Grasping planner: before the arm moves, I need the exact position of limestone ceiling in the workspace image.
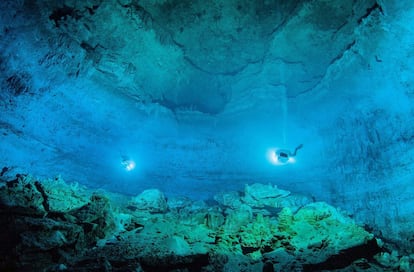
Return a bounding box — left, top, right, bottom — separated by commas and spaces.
5, 0, 380, 114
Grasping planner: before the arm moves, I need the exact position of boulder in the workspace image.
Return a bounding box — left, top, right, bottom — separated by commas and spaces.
214, 191, 243, 208
165, 236, 191, 256
243, 183, 290, 207
131, 189, 168, 213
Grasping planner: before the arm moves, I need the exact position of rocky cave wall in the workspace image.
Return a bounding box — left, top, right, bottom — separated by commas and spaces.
315, 2, 414, 250
1, 0, 414, 250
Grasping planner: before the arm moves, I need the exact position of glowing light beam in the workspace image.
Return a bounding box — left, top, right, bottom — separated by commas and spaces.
122, 159, 136, 171
267, 148, 296, 166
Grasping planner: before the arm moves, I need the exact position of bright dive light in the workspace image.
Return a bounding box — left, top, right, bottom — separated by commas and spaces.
267, 148, 296, 165
276, 149, 290, 164
267, 144, 302, 165
122, 158, 136, 171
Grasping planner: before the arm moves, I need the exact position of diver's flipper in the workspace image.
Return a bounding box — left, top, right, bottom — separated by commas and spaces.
292, 144, 303, 156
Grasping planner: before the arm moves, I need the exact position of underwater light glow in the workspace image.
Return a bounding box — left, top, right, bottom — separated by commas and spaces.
122, 159, 136, 171
267, 148, 296, 165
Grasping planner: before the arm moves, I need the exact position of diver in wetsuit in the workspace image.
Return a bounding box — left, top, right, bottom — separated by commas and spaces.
276, 144, 303, 163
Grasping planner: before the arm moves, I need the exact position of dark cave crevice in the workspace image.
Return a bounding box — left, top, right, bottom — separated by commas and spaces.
358, 2, 384, 24
302, 238, 383, 271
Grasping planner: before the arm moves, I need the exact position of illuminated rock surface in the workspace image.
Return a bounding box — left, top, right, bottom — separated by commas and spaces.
1, 176, 411, 271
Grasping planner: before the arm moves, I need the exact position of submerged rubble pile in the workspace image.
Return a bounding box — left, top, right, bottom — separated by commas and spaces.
0, 175, 412, 271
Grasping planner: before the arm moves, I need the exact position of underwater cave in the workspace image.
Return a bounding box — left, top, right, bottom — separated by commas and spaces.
1, 0, 414, 271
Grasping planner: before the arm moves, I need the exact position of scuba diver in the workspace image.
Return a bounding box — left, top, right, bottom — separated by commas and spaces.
121, 155, 136, 171
275, 144, 303, 164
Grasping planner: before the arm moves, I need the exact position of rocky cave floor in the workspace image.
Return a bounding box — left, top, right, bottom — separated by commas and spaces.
0, 174, 413, 272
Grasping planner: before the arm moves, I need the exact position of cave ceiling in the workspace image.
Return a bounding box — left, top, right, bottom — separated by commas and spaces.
15, 0, 379, 115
